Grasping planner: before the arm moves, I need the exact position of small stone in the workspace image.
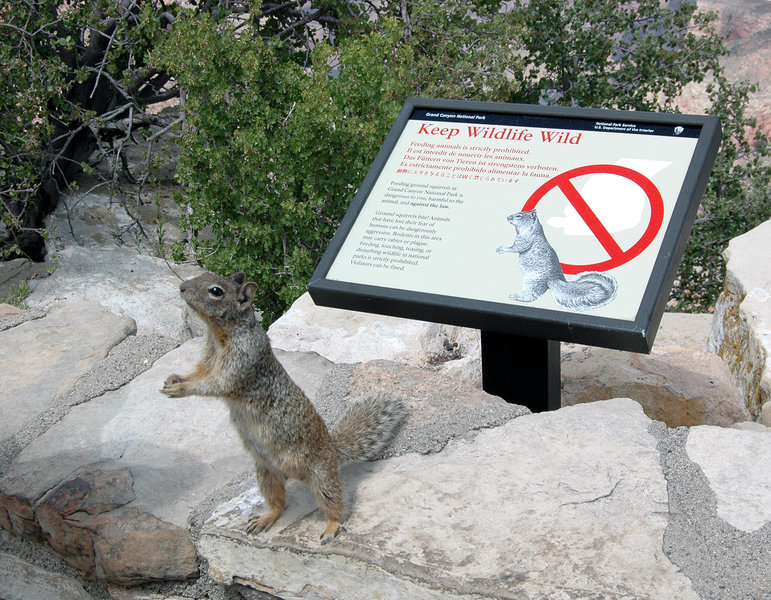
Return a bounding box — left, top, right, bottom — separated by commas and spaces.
87, 508, 198, 584
34, 464, 137, 574
0, 303, 23, 317
686, 425, 771, 532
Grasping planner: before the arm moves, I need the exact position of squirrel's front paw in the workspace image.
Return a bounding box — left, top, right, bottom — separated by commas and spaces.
496, 246, 508, 253
162, 374, 187, 397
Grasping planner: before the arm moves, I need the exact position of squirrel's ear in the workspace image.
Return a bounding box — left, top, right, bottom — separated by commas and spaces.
231, 272, 246, 286
237, 281, 259, 311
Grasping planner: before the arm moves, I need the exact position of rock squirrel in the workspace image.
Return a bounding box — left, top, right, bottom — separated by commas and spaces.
496, 210, 618, 311
162, 271, 405, 544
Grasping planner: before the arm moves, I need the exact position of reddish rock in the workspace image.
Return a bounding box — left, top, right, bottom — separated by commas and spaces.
562, 344, 751, 427
85, 509, 198, 584
34, 464, 136, 575
3, 463, 198, 585
0, 491, 42, 541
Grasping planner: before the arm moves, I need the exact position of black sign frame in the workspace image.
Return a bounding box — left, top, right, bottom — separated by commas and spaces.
308, 97, 721, 354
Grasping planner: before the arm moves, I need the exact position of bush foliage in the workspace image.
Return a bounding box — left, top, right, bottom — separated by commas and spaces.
1, 0, 181, 258
3, 0, 770, 322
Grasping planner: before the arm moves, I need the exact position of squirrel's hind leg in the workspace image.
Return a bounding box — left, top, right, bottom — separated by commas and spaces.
308, 461, 345, 545
246, 465, 287, 535
510, 277, 549, 302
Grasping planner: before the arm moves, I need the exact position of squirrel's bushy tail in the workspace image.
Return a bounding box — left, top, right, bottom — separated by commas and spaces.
550, 271, 618, 311
331, 394, 406, 464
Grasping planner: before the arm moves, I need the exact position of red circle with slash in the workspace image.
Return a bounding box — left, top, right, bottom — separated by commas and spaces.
522, 164, 664, 274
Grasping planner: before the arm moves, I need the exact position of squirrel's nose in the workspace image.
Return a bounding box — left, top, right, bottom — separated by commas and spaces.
180, 281, 188, 293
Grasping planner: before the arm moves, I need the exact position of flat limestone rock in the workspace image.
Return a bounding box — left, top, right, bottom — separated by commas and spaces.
268, 291, 433, 363
198, 399, 697, 600
0, 552, 92, 600
0, 338, 251, 584
27, 246, 205, 341
686, 425, 771, 533
268, 292, 478, 372
0, 301, 136, 442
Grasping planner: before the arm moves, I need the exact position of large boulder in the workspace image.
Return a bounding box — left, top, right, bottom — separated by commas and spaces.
709, 219, 771, 423
561, 343, 750, 427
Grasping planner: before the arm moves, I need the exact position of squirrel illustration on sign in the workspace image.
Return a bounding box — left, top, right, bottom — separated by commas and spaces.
496, 210, 618, 311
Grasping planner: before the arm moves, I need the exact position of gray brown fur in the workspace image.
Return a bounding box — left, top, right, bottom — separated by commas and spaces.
161, 272, 405, 544
496, 210, 618, 311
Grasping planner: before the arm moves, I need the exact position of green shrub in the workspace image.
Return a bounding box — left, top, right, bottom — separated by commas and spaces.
156, 18, 417, 323
672, 77, 771, 311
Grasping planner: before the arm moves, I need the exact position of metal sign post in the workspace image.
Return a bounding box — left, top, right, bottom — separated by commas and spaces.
481, 332, 561, 412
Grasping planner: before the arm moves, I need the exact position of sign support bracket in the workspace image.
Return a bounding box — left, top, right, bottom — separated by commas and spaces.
480, 331, 561, 412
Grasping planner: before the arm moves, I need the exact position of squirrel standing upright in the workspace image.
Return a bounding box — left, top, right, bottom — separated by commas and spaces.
162, 271, 405, 544
496, 210, 618, 311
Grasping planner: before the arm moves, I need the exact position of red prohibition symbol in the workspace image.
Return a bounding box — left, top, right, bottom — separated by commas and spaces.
522, 164, 664, 274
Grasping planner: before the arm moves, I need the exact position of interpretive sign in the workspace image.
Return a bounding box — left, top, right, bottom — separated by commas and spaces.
308, 98, 721, 409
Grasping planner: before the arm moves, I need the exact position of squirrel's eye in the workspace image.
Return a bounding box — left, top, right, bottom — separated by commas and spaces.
209, 286, 224, 297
